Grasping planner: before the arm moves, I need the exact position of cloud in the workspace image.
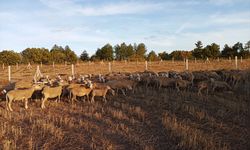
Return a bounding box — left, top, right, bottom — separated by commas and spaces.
210, 12, 250, 25
39, 0, 163, 16
208, 0, 233, 5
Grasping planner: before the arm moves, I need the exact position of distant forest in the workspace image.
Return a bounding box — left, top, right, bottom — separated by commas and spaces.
0, 40, 250, 65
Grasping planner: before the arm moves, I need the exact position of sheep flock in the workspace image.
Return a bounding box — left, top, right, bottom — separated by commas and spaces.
0, 69, 249, 111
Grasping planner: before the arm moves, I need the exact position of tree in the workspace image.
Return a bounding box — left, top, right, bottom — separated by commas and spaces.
147, 50, 159, 61
244, 40, 250, 51
136, 43, 147, 59
232, 42, 243, 56
95, 44, 113, 61
209, 43, 220, 58
22, 48, 50, 64
221, 44, 234, 58
64, 45, 77, 63
0, 50, 22, 65
50, 49, 66, 63
158, 51, 171, 60
126, 44, 134, 60
239, 40, 250, 58
192, 41, 204, 59
114, 44, 121, 60
80, 50, 89, 61
114, 43, 134, 60
203, 43, 220, 59
170, 50, 192, 60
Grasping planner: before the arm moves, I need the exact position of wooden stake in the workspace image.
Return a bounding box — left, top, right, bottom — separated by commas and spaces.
235, 56, 238, 69
108, 62, 111, 73
185, 59, 189, 70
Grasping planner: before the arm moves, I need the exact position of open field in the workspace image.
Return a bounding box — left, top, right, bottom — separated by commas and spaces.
0, 60, 250, 150
1, 59, 250, 82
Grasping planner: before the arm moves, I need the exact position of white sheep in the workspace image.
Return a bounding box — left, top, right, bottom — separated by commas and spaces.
41, 85, 63, 109
91, 86, 114, 103
70, 85, 92, 103
6, 84, 43, 111
210, 78, 232, 92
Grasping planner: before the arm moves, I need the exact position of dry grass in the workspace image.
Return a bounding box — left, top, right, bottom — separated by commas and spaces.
0, 60, 249, 149
0, 59, 250, 81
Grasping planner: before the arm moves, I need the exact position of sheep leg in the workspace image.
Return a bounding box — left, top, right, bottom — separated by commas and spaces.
176, 86, 180, 93
86, 94, 89, 101
24, 98, 28, 109
121, 89, 126, 96
72, 95, 76, 103
103, 95, 107, 103
41, 97, 47, 109
198, 89, 202, 96
8, 100, 13, 111
91, 95, 95, 103
6, 96, 9, 111
212, 86, 216, 92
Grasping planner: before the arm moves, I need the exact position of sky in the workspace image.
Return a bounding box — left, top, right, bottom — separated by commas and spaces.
0, 0, 250, 56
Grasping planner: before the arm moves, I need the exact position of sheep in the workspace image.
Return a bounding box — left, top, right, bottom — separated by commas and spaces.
156, 77, 176, 90
6, 84, 43, 111
210, 78, 232, 92
193, 71, 209, 83
69, 86, 93, 103
175, 79, 192, 92
91, 86, 114, 103
180, 71, 194, 86
169, 71, 182, 79
206, 71, 221, 81
0, 82, 15, 100
158, 71, 169, 77
41, 84, 63, 109
62, 81, 93, 99
106, 80, 133, 96
197, 81, 210, 96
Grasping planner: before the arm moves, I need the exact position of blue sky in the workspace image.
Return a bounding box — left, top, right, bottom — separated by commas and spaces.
0, 0, 250, 55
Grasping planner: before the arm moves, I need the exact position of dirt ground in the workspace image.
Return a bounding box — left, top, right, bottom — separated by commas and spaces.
0, 60, 249, 150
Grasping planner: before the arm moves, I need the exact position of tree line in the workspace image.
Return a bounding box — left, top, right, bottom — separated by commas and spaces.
0, 41, 250, 65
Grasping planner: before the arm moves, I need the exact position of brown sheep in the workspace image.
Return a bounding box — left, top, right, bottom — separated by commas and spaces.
6, 84, 43, 111
210, 78, 232, 92
175, 79, 192, 92
41, 85, 63, 109
70, 86, 93, 103
91, 86, 114, 103
197, 81, 210, 96
156, 77, 176, 90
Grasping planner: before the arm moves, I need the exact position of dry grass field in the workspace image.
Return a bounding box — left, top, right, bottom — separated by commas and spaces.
0, 59, 249, 150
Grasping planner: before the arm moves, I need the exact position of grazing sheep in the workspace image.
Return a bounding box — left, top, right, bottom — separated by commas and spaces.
210, 78, 232, 92
169, 71, 182, 80
0, 82, 15, 100
156, 77, 176, 90
6, 84, 43, 111
41, 85, 63, 109
106, 80, 133, 96
91, 86, 114, 103
175, 79, 192, 92
197, 81, 210, 96
70, 85, 93, 103
180, 71, 194, 85
158, 71, 169, 77
193, 71, 209, 83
